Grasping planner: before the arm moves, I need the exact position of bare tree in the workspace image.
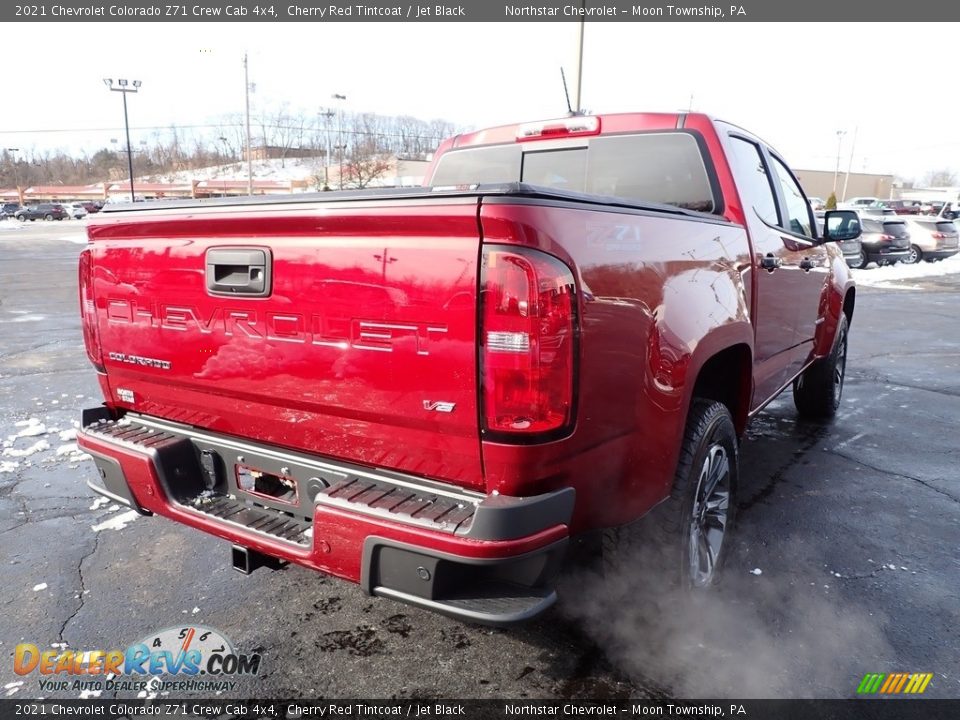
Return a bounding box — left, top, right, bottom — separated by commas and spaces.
340, 141, 393, 189
922, 169, 958, 187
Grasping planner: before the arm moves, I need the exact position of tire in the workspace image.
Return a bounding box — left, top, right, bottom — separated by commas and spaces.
17, 215, 26, 222
851, 250, 867, 269
793, 313, 849, 420
603, 400, 738, 593
44, 213, 53, 221
904, 246, 921, 264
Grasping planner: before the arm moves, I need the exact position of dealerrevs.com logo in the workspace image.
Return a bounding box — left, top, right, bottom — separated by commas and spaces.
14, 625, 261, 694
857, 672, 934, 695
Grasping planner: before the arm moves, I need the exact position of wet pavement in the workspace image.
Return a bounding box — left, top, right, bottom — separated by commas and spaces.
1, 219, 957, 700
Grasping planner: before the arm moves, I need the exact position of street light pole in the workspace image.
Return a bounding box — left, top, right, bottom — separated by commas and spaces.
103, 78, 141, 202
332, 93, 346, 189
832, 130, 846, 197
841, 125, 858, 203
6, 148, 21, 203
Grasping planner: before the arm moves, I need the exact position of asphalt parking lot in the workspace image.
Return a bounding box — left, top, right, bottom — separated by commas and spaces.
1, 219, 958, 700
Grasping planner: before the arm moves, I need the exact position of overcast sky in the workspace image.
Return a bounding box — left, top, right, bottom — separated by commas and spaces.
3, 22, 958, 181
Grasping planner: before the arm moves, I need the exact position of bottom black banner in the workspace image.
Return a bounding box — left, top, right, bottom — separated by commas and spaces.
1, 699, 958, 720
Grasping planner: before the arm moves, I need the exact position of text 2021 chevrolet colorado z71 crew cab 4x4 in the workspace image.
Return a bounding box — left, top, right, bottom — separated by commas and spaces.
76, 112, 861, 624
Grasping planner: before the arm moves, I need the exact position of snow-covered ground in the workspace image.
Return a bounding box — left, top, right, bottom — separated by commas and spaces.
851, 253, 960, 289
151, 157, 322, 184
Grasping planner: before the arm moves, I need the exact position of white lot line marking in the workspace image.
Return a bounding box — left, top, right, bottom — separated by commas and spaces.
833, 431, 868, 452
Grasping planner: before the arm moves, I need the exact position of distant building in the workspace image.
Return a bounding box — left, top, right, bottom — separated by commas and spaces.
794, 169, 894, 202
245, 145, 323, 161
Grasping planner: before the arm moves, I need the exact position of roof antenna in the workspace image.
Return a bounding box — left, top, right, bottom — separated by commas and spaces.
561, 67, 574, 116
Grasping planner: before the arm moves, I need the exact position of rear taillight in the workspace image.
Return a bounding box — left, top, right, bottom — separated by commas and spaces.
931, 232, 946, 240
480, 247, 577, 439
78, 247, 104, 372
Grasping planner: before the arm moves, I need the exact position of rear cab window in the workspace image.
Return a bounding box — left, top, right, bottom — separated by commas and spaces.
429, 132, 720, 214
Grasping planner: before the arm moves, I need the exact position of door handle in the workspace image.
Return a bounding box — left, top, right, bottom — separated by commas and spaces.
799, 257, 816, 271
205, 247, 272, 297
760, 254, 782, 271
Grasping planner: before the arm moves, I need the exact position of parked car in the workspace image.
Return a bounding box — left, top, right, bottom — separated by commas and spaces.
808, 196, 826, 211
902, 217, 960, 263
920, 200, 946, 216
856, 216, 911, 267
937, 202, 958, 220
880, 199, 921, 215
61, 202, 88, 220
80, 201, 100, 214
845, 196, 881, 208
1, 202, 20, 219
14, 203, 67, 221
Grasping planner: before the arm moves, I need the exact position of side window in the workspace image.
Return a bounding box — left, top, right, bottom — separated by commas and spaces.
770, 156, 814, 237
725, 137, 777, 226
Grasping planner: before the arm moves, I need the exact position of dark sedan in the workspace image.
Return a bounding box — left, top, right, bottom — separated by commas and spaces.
1, 202, 21, 219
856, 217, 911, 267
14, 203, 67, 221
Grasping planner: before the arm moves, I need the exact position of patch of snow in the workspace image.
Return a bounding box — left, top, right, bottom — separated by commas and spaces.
14, 419, 40, 427
3, 439, 51, 458
107, 504, 120, 512
0, 314, 48, 324
192, 607, 200, 614
32, 583, 48, 592
851, 253, 960, 288
15, 424, 47, 438
56, 443, 79, 456
0, 461, 19, 474
89, 497, 110, 511
91, 509, 139, 532
79, 688, 102, 699
59, 429, 78, 441
749, 568, 762, 576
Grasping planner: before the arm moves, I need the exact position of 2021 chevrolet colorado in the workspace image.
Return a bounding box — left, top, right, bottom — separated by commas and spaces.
76, 112, 861, 624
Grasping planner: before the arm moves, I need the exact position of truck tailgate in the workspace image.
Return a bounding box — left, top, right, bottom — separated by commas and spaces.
85, 198, 484, 489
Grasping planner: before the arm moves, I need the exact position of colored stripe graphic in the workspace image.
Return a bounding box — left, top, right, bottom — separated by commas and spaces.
858, 672, 932, 694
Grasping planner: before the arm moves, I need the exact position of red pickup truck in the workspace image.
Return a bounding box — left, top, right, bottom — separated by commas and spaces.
77, 112, 860, 624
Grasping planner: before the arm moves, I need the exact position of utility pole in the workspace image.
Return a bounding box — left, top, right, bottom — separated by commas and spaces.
332, 94, 346, 189
244, 53, 253, 196
832, 130, 846, 196
320, 109, 335, 190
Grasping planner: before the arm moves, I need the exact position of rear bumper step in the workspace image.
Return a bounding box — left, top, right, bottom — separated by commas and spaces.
77, 407, 574, 625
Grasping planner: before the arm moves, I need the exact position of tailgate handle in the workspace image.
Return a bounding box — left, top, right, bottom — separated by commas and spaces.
206, 247, 272, 297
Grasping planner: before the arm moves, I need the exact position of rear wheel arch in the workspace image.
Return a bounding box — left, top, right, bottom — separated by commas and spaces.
689, 343, 752, 437
842, 287, 855, 327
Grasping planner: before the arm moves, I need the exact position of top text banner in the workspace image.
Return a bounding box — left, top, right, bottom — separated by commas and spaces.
4, 0, 958, 22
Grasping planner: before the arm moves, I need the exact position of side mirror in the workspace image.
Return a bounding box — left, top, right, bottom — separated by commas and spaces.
822, 210, 861, 242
